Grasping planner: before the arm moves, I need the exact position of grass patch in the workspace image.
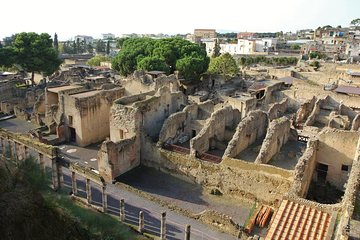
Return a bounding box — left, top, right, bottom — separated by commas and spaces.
354, 197, 360, 218
0, 157, 149, 240
243, 201, 257, 227
43, 192, 147, 240
307, 79, 319, 86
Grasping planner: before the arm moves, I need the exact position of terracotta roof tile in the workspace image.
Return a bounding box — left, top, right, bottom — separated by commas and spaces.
266, 200, 333, 240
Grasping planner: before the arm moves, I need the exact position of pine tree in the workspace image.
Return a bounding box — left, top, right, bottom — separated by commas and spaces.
76, 38, 81, 54
106, 41, 110, 55
53, 33, 59, 52
212, 39, 221, 58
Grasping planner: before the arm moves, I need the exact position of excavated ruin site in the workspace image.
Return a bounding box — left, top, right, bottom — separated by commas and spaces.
1, 61, 360, 239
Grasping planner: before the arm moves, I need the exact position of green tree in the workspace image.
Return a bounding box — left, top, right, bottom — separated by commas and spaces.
96, 40, 106, 53
212, 39, 221, 58
53, 33, 59, 52
0, 47, 15, 67
310, 60, 320, 70
87, 55, 111, 66
116, 37, 129, 49
112, 37, 209, 81
176, 56, 208, 81
62, 41, 75, 54
106, 40, 110, 55
86, 43, 93, 54
351, 18, 360, 26
3, 35, 15, 47
137, 56, 170, 73
11, 32, 62, 86
290, 44, 301, 50
208, 53, 238, 79
75, 38, 86, 54
0, 41, 3, 49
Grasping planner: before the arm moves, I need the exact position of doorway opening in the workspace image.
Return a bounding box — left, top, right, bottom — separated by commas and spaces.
316, 163, 328, 184
69, 127, 76, 143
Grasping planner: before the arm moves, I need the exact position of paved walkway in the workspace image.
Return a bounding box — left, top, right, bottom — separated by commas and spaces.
58, 143, 99, 170
62, 168, 238, 240
0, 117, 38, 133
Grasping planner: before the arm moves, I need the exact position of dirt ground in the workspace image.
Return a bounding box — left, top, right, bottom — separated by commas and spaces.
117, 165, 252, 225
268, 140, 306, 170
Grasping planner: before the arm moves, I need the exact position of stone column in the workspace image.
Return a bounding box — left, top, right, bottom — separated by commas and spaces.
138, 211, 144, 233
13, 142, 18, 161
39, 153, 45, 171
0, 138, 4, 157
160, 212, 166, 240
51, 157, 59, 190
23, 145, 28, 160
71, 171, 77, 195
57, 163, 64, 189
184, 225, 191, 240
102, 185, 107, 213
120, 199, 125, 222
86, 178, 91, 204
7, 140, 12, 159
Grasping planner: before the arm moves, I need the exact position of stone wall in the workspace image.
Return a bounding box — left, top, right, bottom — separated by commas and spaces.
304, 98, 322, 126
302, 96, 358, 130
157, 101, 217, 146
56, 88, 125, 147
158, 111, 187, 145
223, 95, 257, 120
122, 71, 179, 96
98, 137, 138, 182
75, 88, 125, 146
154, 74, 179, 92
224, 110, 268, 158
190, 106, 240, 156
14, 106, 30, 121
296, 96, 316, 124
113, 91, 155, 106
268, 98, 288, 121
351, 114, 360, 131
0, 82, 14, 102
268, 68, 294, 79
255, 117, 291, 164
134, 87, 187, 140
0, 101, 15, 114
289, 139, 318, 197
334, 135, 360, 239
316, 129, 360, 190
263, 82, 284, 105
99, 86, 187, 181
281, 84, 360, 109
152, 148, 293, 205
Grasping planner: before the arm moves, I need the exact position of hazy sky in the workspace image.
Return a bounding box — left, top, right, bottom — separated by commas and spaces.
1, 0, 359, 40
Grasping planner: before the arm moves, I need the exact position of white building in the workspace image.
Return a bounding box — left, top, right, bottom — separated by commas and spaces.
74, 35, 93, 44
220, 43, 238, 55
201, 38, 278, 56
102, 33, 115, 40
255, 38, 277, 52
237, 39, 256, 54
203, 39, 216, 55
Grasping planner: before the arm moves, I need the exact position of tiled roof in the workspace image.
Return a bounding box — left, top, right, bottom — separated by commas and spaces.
266, 200, 333, 240
279, 76, 296, 84
349, 72, 360, 77
248, 83, 267, 91
335, 85, 360, 95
